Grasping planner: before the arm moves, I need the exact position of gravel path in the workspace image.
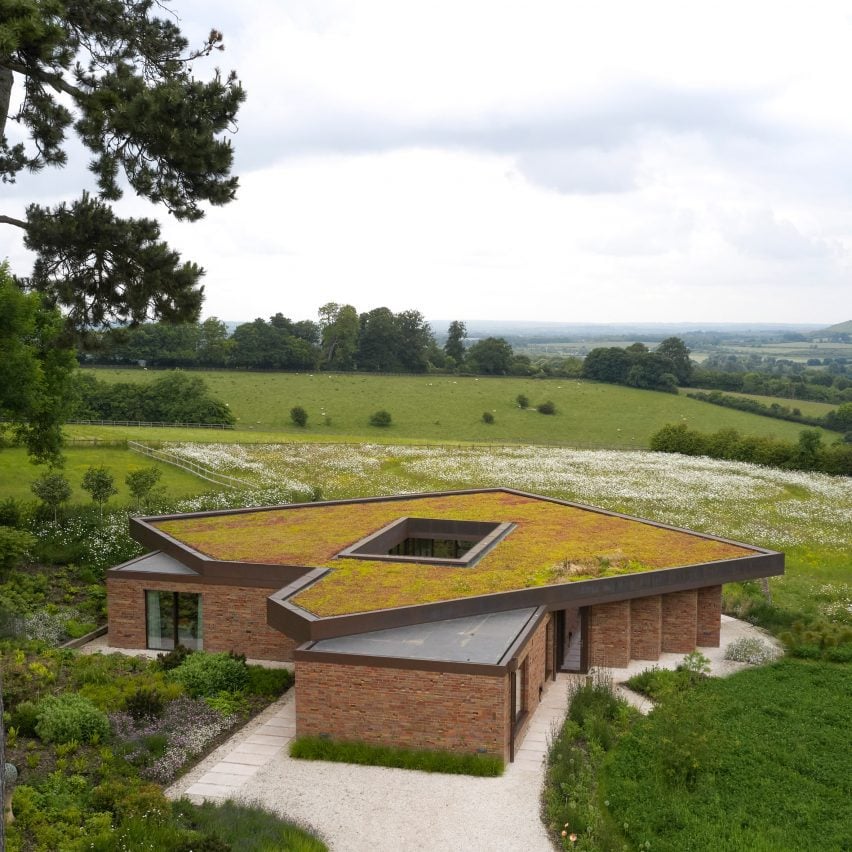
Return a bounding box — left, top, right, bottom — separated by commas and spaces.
164, 616, 780, 851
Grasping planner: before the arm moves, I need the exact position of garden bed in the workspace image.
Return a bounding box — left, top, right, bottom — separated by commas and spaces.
2, 643, 297, 850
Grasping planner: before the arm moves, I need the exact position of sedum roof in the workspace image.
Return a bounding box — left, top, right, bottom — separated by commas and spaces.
153, 491, 754, 617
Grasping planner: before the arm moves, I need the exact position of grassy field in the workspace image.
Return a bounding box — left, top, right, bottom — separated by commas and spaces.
0, 446, 208, 503
77, 368, 834, 446
601, 659, 851, 851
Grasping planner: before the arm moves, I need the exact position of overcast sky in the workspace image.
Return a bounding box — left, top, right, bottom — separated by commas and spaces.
4, 0, 852, 325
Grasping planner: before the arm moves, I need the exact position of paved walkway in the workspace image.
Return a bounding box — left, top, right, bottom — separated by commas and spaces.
167, 678, 566, 852
156, 615, 780, 851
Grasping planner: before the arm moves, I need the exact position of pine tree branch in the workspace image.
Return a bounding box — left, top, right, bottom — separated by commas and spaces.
2, 61, 82, 100
0, 214, 27, 228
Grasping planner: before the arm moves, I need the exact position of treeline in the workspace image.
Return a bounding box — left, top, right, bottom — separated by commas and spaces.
687, 391, 852, 435
73, 372, 235, 425
81, 307, 575, 377
694, 353, 851, 404
650, 423, 852, 476
580, 338, 693, 392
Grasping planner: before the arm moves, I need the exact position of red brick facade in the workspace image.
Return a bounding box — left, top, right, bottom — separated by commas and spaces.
661, 589, 699, 653
296, 661, 511, 760
630, 595, 662, 660
295, 614, 551, 762
696, 585, 722, 647
589, 600, 631, 667
586, 587, 721, 667
106, 578, 297, 661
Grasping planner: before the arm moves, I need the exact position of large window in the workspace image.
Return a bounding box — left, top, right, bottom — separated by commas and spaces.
145, 591, 203, 650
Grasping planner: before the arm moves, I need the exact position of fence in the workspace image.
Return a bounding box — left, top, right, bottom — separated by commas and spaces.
67, 419, 234, 429
127, 441, 253, 490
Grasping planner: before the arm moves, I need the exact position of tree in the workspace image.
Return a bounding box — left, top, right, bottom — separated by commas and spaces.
31, 471, 72, 523
196, 317, 232, 367
824, 402, 852, 433
357, 307, 401, 372
464, 337, 514, 375
81, 465, 117, 520
395, 309, 434, 373
444, 320, 467, 364
125, 466, 162, 510
318, 303, 359, 370
656, 337, 693, 385
582, 347, 634, 383
0, 262, 76, 464
290, 406, 308, 428
1, 2, 245, 334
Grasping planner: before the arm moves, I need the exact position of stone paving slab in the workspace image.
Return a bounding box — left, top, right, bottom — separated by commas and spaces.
212, 761, 260, 776
195, 771, 251, 787
245, 734, 291, 746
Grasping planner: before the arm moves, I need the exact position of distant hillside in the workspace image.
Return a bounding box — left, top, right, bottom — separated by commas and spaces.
811, 320, 852, 338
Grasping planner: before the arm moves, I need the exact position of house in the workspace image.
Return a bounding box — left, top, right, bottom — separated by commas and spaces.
106, 488, 783, 763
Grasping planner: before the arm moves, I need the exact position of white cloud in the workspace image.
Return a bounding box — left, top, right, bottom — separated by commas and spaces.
3, 0, 852, 323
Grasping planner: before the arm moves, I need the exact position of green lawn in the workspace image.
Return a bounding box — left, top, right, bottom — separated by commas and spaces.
77, 369, 833, 447
0, 446, 209, 504
601, 660, 851, 852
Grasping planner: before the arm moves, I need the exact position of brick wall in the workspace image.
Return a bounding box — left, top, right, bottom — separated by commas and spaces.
106, 577, 297, 661
296, 661, 510, 761
588, 600, 631, 667
661, 589, 698, 653
630, 595, 662, 660
514, 615, 549, 747
696, 585, 722, 647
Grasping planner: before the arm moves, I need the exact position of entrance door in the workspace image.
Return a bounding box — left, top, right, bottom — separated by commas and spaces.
559, 607, 584, 672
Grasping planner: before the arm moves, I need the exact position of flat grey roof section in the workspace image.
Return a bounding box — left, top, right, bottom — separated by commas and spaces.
114, 551, 200, 576
310, 607, 537, 664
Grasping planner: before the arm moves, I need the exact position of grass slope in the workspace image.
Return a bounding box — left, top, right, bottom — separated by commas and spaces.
0, 447, 208, 503
78, 369, 832, 447
601, 660, 852, 852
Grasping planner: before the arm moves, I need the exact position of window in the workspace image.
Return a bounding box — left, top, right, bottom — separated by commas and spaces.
514, 659, 527, 724
146, 591, 203, 650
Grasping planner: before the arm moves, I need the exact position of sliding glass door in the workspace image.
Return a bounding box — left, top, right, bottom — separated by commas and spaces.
146, 591, 203, 650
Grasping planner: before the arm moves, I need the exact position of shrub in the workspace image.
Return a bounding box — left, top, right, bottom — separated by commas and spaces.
174, 799, 328, 852
290, 405, 308, 427
35, 693, 110, 744
0, 526, 36, 575
516, 393, 529, 409
537, 400, 556, 415
369, 409, 392, 427
170, 652, 249, 697
204, 690, 249, 717
0, 497, 26, 527
625, 666, 688, 700
482, 411, 495, 424
11, 699, 40, 736
125, 687, 165, 721
245, 665, 293, 697
724, 636, 781, 665
156, 644, 193, 671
